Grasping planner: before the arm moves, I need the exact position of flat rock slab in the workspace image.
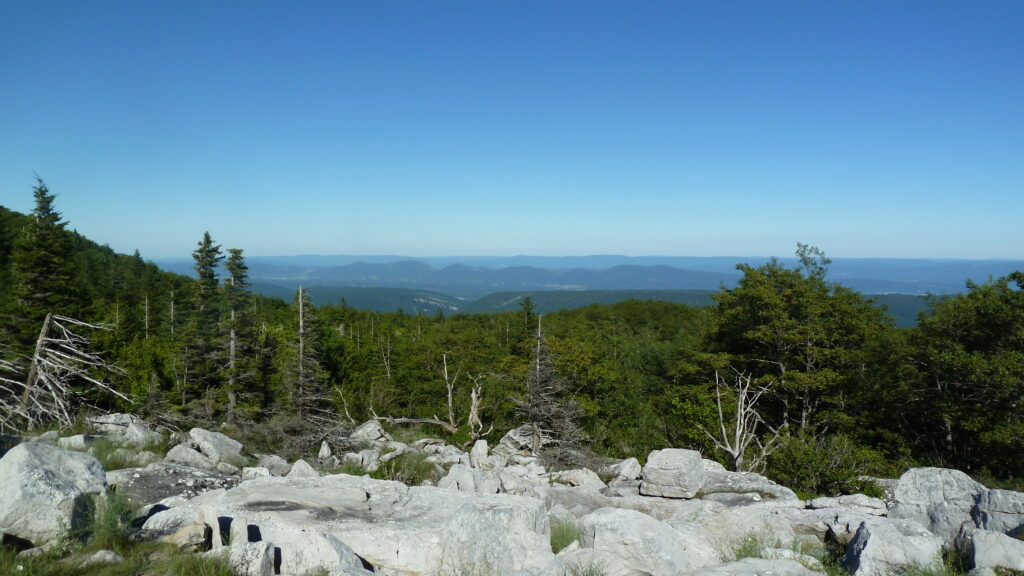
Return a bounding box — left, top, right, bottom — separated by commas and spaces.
106, 462, 238, 509
145, 473, 554, 576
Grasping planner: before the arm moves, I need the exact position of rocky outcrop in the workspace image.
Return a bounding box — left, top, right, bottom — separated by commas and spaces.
144, 473, 554, 576
0, 442, 107, 546
842, 518, 944, 576
577, 507, 719, 576
106, 461, 237, 508
973, 489, 1024, 536
889, 467, 986, 545
640, 448, 705, 498
698, 469, 801, 508
969, 528, 1024, 572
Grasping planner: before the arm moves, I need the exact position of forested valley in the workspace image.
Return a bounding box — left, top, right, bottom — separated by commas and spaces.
2, 180, 1022, 497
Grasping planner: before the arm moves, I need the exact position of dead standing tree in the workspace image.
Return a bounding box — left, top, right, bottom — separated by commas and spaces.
1, 314, 128, 431
372, 353, 494, 441
516, 316, 583, 464
698, 369, 786, 472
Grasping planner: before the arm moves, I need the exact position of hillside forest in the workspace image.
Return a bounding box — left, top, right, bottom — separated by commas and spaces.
1, 180, 1022, 497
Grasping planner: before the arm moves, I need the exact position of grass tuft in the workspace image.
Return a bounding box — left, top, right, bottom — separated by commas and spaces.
550, 517, 582, 554
370, 452, 442, 486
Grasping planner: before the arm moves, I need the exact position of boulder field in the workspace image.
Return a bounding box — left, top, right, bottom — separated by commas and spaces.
0, 416, 1022, 576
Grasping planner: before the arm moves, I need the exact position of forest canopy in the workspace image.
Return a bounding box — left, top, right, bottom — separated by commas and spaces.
1, 181, 1022, 495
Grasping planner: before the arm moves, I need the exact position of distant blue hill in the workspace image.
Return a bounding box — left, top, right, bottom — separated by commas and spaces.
158, 254, 1023, 298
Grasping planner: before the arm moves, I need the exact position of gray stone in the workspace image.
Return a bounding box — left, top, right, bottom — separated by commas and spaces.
889, 467, 986, 546
973, 489, 1024, 535
579, 507, 719, 576
148, 473, 555, 576
808, 494, 887, 516
611, 457, 642, 480
349, 420, 391, 443
90, 413, 141, 434
0, 443, 107, 546
318, 440, 332, 461
121, 422, 163, 447
166, 444, 219, 471
286, 458, 319, 478
970, 529, 1024, 571
551, 468, 607, 492
79, 549, 124, 567
640, 448, 705, 498
230, 541, 276, 576
698, 470, 801, 507
106, 462, 237, 509
843, 518, 943, 576
256, 453, 291, 476
469, 439, 489, 468
241, 466, 272, 481
607, 477, 641, 497
493, 424, 550, 456
188, 428, 243, 463
58, 434, 100, 451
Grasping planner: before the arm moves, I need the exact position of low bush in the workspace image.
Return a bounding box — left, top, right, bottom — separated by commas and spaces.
767, 433, 895, 498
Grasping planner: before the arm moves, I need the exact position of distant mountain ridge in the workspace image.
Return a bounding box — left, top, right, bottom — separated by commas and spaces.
156, 254, 1024, 297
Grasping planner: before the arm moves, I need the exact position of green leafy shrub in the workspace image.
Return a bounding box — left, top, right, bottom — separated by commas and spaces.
767, 433, 893, 498
550, 517, 581, 553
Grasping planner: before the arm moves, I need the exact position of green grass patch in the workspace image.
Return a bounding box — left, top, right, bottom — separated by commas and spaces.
88, 438, 134, 471
330, 461, 366, 476
550, 517, 581, 553
370, 452, 442, 486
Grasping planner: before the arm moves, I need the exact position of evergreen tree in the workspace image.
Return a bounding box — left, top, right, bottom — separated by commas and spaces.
5, 178, 77, 351
184, 231, 223, 407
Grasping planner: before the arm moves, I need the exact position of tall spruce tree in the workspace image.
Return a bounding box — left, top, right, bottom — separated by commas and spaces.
185, 231, 223, 407
6, 178, 77, 352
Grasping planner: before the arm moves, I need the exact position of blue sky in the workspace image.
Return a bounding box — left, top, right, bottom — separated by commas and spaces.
1, 1, 1021, 259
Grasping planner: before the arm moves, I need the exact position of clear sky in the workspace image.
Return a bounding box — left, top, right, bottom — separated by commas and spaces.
1, 1, 1021, 259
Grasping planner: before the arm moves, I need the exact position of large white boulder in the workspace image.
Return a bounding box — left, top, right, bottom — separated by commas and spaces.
188, 428, 243, 463
970, 528, 1024, 572
842, 518, 943, 576
579, 507, 719, 576
551, 468, 607, 493
611, 458, 642, 480
973, 489, 1024, 536
640, 449, 705, 498
889, 467, 986, 545
286, 458, 318, 478
229, 541, 275, 576
0, 443, 107, 546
